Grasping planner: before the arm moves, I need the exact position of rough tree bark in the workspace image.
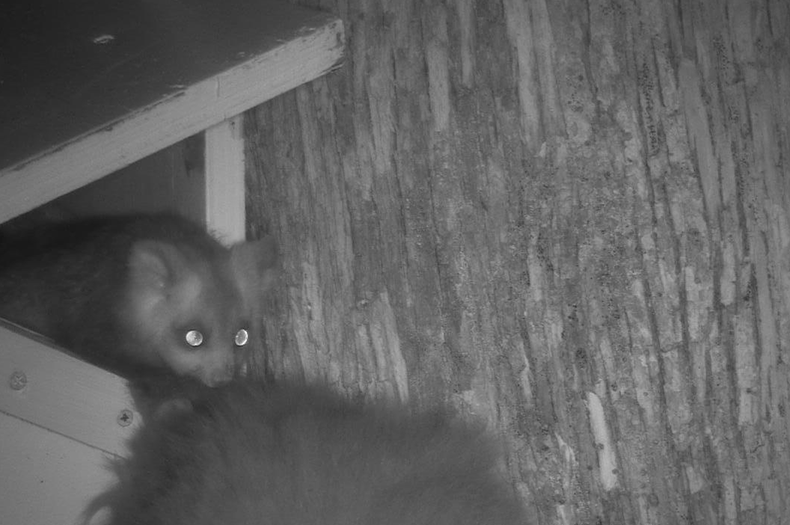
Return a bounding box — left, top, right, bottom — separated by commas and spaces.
244, 0, 790, 523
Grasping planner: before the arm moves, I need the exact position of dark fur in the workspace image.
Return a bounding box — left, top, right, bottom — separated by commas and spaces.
88, 379, 526, 525
0, 214, 276, 395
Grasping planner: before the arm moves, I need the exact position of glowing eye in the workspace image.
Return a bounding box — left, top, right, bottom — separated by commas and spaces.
185, 330, 204, 347
234, 329, 249, 347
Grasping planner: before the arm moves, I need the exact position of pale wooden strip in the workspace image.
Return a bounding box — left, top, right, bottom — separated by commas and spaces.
205, 115, 247, 244
0, 322, 140, 457
0, 411, 116, 525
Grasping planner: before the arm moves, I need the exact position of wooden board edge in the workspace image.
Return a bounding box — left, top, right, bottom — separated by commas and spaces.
0, 17, 344, 224
0, 321, 140, 457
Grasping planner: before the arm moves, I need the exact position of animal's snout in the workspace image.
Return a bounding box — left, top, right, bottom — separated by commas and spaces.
203, 366, 234, 387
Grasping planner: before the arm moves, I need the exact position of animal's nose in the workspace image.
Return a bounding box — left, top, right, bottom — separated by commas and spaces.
205, 368, 234, 387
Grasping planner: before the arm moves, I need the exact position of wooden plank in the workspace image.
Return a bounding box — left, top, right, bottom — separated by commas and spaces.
0, 0, 344, 224
205, 116, 247, 243
0, 411, 116, 525
0, 321, 140, 457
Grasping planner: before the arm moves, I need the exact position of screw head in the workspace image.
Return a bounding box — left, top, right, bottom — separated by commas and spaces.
9, 370, 27, 391
117, 409, 134, 427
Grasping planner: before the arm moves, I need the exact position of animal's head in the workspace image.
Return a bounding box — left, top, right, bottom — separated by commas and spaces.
123, 240, 255, 385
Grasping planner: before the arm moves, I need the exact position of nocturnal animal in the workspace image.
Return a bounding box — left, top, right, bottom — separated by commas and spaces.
0, 213, 276, 394
85, 378, 526, 525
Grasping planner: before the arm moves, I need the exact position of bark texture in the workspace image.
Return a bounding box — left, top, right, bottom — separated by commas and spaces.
244, 1, 790, 523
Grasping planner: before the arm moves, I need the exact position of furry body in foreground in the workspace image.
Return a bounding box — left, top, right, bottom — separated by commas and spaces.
90, 379, 525, 525
0, 214, 275, 389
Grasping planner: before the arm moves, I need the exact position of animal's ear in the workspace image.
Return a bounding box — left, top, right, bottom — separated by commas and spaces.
230, 235, 279, 292
128, 240, 187, 290
126, 241, 191, 333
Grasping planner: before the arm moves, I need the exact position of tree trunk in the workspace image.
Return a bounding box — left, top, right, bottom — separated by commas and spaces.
244, 0, 790, 523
